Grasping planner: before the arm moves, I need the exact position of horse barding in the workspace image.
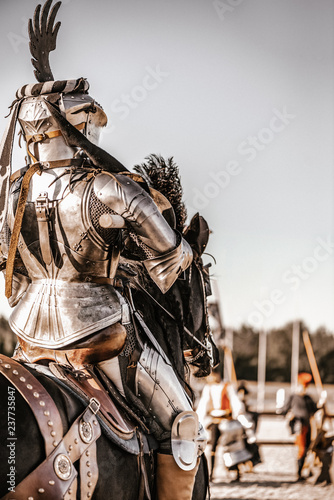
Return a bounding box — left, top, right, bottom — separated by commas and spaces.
0, 156, 219, 500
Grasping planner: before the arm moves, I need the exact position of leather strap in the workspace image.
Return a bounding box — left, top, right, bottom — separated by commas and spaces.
80, 441, 99, 499
5, 163, 42, 298
9, 158, 91, 183
25, 122, 86, 164
0, 355, 63, 456
1, 440, 78, 500
65, 368, 134, 438
1, 400, 101, 500
25, 123, 85, 144
35, 192, 52, 266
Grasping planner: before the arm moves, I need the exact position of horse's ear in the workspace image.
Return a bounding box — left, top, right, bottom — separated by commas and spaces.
183, 213, 210, 256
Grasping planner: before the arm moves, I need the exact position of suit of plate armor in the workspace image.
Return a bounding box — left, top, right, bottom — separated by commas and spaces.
0, 87, 206, 472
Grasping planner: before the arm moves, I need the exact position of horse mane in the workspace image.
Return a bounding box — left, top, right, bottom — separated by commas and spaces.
133, 154, 187, 233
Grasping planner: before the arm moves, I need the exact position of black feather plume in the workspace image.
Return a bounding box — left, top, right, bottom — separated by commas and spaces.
133, 154, 187, 232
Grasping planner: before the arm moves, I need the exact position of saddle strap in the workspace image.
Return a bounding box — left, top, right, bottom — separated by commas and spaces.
0, 354, 63, 456
1, 400, 101, 500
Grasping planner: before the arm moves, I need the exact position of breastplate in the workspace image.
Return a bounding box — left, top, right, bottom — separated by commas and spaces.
6, 165, 123, 348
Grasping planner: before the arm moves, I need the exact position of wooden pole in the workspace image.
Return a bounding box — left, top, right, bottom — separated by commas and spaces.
224, 328, 234, 381
302, 329, 323, 396
257, 329, 267, 413
211, 279, 224, 339
291, 321, 300, 392
224, 345, 237, 385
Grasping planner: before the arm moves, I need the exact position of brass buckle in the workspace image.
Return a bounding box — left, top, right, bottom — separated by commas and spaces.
32, 133, 47, 143
88, 397, 100, 415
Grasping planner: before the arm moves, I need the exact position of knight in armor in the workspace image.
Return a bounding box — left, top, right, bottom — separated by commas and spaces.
0, 1, 208, 498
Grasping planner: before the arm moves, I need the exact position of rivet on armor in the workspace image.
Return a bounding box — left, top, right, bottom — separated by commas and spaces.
87, 471, 92, 477
38, 488, 45, 493
51, 431, 56, 437
27, 384, 33, 389
53, 441, 58, 447
47, 420, 53, 426
88, 481, 92, 487
74, 438, 78, 444
4, 364, 11, 369
20, 376, 26, 382
49, 480, 55, 485
39, 401, 45, 406
86, 450, 90, 456
33, 392, 39, 398
12, 369, 19, 375
44, 410, 50, 416
28, 497, 34, 500
86, 461, 90, 467
93, 420, 97, 426
68, 444, 73, 450
87, 493, 91, 498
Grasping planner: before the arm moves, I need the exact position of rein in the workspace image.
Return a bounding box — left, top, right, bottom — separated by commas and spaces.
131, 278, 211, 352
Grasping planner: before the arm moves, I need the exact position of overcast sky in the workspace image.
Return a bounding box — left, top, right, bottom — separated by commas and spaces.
0, 0, 333, 333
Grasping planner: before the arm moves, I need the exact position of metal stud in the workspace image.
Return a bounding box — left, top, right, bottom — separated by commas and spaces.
51, 431, 56, 437
39, 401, 45, 407
47, 420, 53, 427
4, 364, 11, 369
74, 438, 78, 444
87, 493, 91, 498
38, 488, 45, 493
28, 497, 34, 500
12, 370, 19, 375
49, 480, 55, 485
87, 471, 92, 477
68, 444, 73, 450
53, 441, 58, 447
86, 450, 90, 456
88, 481, 92, 487
20, 376, 26, 382
27, 384, 33, 390
33, 392, 39, 398
44, 410, 50, 416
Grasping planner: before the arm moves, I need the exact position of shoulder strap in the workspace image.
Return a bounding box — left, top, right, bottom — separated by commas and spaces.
0, 354, 63, 456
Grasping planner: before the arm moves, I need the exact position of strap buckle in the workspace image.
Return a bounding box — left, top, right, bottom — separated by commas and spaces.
35, 192, 49, 220
88, 397, 100, 415
32, 132, 47, 143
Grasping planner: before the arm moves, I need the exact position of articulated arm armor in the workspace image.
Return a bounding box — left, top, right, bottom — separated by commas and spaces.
94, 173, 192, 293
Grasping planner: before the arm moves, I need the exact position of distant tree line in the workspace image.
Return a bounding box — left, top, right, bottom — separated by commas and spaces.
1, 315, 333, 384
229, 322, 334, 384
